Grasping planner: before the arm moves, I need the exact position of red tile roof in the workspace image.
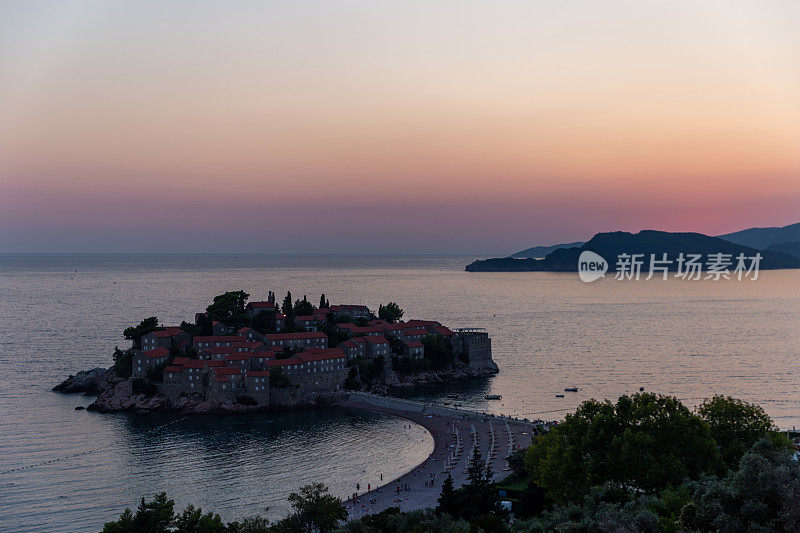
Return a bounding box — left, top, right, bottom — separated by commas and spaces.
357, 326, 384, 333
433, 325, 455, 336
230, 341, 264, 349
403, 341, 424, 348
247, 370, 270, 377
330, 304, 370, 312
267, 357, 303, 367
213, 367, 241, 376
402, 328, 428, 336
266, 332, 327, 340
225, 354, 251, 361
405, 319, 441, 327
247, 301, 276, 309
184, 360, 208, 369
383, 323, 414, 332
208, 346, 237, 355
193, 336, 242, 343
164, 365, 183, 372
171, 357, 190, 366
364, 336, 389, 344
146, 347, 170, 359
297, 350, 346, 363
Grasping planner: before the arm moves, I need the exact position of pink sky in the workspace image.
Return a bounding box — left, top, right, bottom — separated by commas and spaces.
1, 1, 799, 254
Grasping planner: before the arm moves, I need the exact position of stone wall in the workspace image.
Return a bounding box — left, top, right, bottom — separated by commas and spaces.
344, 391, 538, 427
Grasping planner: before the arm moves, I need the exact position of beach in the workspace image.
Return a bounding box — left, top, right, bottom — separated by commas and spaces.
340, 400, 538, 518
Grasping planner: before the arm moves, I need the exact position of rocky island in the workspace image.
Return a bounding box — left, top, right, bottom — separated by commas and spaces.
466, 230, 800, 272
55, 290, 498, 414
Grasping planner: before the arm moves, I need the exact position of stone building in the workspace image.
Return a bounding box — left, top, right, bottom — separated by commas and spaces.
265, 332, 328, 350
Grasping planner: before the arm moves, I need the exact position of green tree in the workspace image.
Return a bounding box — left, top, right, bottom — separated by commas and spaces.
103, 492, 175, 533
123, 317, 160, 349
173, 504, 225, 533
112, 346, 133, 378
338, 508, 472, 533
282, 291, 293, 316
421, 334, 455, 370
206, 291, 250, 328
225, 515, 271, 533
293, 295, 314, 317
679, 438, 800, 532
252, 310, 277, 334
377, 302, 403, 323
319, 294, 329, 309
102, 508, 135, 533
698, 395, 789, 470
525, 393, 722, 504
270, 368, 294, 388
437, 475, 457, 516
461, 446, 504, 522
285, 482, 347, 532
436, 448, 506, 524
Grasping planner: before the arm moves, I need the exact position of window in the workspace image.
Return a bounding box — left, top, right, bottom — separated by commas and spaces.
137, 367, 141, 372
255, 386, 259, 391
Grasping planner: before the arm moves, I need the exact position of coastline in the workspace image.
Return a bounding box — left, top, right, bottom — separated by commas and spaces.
337, 399, 540, 518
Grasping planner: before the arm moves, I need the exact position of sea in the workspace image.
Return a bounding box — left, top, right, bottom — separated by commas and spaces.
1, 254, 798, 532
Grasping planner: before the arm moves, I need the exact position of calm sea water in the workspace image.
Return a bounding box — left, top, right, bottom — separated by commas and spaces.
1, 254, 799, 532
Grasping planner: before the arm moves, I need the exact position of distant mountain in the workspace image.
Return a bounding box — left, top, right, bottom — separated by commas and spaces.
510, 241, 585, 258
766, 241, 800, 260
465, 230, 800, 272
716, 222, 800, 249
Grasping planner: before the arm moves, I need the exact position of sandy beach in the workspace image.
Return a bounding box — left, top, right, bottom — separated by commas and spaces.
339, 400, 539, 518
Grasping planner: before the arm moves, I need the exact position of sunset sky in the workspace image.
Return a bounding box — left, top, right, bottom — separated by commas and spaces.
1, 1, 799, 254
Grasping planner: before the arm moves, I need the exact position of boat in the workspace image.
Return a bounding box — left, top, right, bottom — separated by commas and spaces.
564, 387, 579, 392
485, 394, 502, 400
555, 394, 564, 398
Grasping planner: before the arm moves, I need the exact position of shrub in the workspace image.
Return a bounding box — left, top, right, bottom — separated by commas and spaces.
112, 347, 132, 378
131, 378, 158, 397
236, 395, 257, 406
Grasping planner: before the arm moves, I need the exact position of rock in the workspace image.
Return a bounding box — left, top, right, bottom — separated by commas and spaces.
87, 379, 168, 413
74, 406, 85, 410
53, 367, 116, 394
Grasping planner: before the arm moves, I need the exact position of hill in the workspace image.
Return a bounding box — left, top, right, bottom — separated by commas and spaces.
766, 241, 800, 259
466, 230, 800, 272
510, 241, 585, 258
716, 222, 800, 249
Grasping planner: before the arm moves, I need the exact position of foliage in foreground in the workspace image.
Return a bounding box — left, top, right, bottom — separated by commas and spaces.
103, 395, 799, 533
524, 393, 790, 505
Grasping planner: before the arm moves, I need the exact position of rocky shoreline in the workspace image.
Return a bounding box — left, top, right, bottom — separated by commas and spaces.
54, 362, 498, 415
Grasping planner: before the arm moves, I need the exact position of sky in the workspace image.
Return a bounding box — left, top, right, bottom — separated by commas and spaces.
1, 1, 799, 254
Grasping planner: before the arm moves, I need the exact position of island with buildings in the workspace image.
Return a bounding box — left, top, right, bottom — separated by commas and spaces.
55, 290, 498, 413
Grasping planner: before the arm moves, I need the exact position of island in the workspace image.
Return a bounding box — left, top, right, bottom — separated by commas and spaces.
54, 290, 499, 413
466, 230, 800, 272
